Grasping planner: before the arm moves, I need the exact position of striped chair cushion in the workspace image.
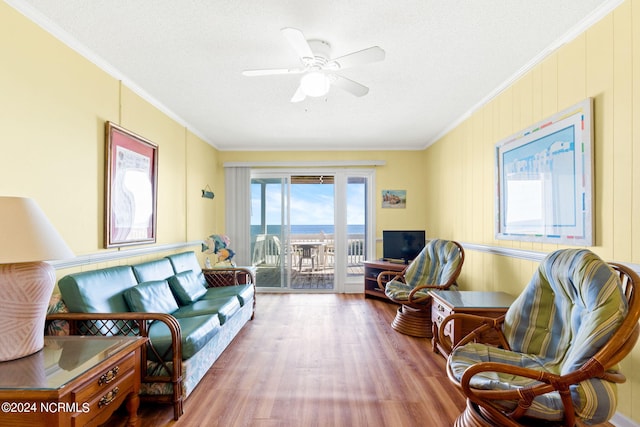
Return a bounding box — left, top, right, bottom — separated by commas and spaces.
385, 239, 462, 301
449, 249, 628, 423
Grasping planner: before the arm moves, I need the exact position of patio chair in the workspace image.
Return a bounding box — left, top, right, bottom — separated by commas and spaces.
296, 244, 318, 272
443, 249, 640, 427
378, 239, 465, 337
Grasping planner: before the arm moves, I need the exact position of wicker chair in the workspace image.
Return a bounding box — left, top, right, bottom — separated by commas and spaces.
441, 249, 640, 427
378, 239, 464, 337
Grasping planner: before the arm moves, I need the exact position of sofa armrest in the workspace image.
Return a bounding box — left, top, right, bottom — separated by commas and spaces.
45, 311, 184, 420
202, 267, 255, 287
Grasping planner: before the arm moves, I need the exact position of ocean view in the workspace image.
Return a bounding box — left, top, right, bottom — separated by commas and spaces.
251, 224, 365, 235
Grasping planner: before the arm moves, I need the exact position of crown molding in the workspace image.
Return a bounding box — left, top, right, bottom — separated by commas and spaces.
5, 0, 215, 148
424, 0, 625, 149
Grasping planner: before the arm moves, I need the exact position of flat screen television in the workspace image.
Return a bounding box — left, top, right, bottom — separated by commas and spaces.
382, 230, 426, 264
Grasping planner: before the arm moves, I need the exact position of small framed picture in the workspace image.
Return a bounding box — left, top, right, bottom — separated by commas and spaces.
382, 190, 406, 209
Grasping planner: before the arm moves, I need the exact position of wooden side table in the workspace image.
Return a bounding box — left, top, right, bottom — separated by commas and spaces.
429, 290, 515, 357
0, 335, 147, 427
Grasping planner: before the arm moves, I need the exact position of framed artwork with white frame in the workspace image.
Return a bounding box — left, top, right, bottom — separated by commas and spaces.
495, 98, 593, 246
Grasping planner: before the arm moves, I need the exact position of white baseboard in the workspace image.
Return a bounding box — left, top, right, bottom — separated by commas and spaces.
343, 282, 363, 294
611, 412, 640, 427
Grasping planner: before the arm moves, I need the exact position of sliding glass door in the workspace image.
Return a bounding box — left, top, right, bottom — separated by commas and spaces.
250, 169, 374, 292
344, 175, 369, 286
250, 176, 291, 288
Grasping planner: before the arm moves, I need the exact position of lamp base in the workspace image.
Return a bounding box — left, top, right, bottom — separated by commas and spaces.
0, 262, 55, 362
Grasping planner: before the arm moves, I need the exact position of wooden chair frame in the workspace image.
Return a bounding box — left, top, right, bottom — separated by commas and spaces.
440, 262, 640, 427
377, 240, 465, 337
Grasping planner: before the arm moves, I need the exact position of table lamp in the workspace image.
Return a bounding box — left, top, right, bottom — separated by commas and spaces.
0, 197, 74, 362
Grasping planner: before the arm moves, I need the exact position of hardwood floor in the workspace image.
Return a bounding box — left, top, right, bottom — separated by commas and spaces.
104, 293, 616, 427
105, 293, 465, 426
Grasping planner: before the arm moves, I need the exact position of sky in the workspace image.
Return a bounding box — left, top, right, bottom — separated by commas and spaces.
251, 182, 365, 225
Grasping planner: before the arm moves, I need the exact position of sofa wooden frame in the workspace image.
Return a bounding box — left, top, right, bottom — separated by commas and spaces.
45, 266, 255, 421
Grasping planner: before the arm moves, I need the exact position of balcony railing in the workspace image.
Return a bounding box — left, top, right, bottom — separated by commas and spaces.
252, 233, 365, 268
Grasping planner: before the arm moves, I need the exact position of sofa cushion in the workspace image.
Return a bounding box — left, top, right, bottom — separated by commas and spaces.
166, 251, 207, 287
167, 270, 207, 305
201, 284, 254, 307
123, 280, 179, 314
148, 314, 221, 360
59, 266, 138, 313
132, 258, 175, 283
172, 296, 241, 325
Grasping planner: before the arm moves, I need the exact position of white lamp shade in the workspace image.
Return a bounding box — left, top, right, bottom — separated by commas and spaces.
0, 197, 74, 263
0, 197, 73, 361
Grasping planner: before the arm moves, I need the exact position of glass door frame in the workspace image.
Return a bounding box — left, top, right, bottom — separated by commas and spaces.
333, 169, 376, 292
251, 168, 375, 293
250, 173, 291, 290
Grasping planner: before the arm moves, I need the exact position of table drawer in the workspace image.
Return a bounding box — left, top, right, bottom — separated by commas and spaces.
433, 313, 452, 335
71, 351, 137, 426
432, 300, 451, 324
73, 351, 135, 403
72, 368, 135, 427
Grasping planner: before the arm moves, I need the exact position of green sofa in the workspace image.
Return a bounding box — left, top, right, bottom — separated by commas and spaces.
46, 251, 255, 420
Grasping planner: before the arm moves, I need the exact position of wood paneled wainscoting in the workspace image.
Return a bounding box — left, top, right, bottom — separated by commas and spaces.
104, 294, 617, 427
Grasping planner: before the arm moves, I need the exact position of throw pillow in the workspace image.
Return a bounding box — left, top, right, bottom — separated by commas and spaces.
123, 280, 179, 314
168, 270, 207, 305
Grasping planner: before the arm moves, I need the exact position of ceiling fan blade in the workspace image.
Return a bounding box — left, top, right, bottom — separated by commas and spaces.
290, 85, 306, 103
281, 27, 314, 62
331, 75, 369, 97
242, 67, 305, 76
328, 46, 385, 70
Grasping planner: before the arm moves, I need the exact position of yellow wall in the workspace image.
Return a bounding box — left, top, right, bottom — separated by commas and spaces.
0, 2, 428, 270
0, 3, 428, 270
0, 3, 220, 275
3, 0, 639, 422
423, 1, 640, 421
217, 150, 427, 257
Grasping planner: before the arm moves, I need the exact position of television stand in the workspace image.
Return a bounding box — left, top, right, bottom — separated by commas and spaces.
382, 258, 409, 265
363, 259, 407, 301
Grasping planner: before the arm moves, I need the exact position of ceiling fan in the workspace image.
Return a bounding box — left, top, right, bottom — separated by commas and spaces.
242, 27, 385, 102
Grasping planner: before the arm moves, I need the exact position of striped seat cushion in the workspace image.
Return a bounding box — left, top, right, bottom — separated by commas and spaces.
449, 249, 628, 423
385, 239, 462, 302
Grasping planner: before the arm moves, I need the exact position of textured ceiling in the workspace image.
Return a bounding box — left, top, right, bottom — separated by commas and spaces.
8, 0, 618, 151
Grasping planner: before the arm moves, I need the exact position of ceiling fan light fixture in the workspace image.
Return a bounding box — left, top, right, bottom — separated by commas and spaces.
300, 72, 330, 97
242, 28, 384, 101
